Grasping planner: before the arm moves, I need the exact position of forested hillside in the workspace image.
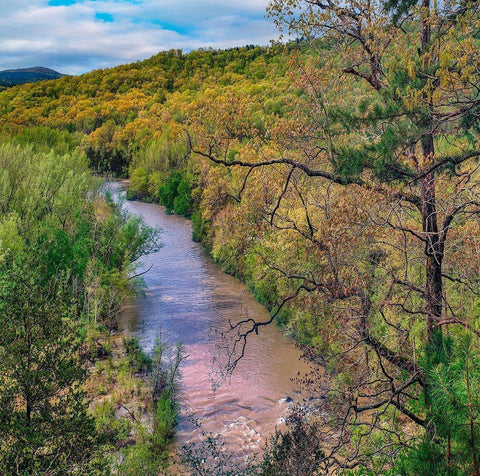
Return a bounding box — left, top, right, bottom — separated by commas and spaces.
1, 0, 480, 473
0, 44, 297, 175
0, 67, 65, 88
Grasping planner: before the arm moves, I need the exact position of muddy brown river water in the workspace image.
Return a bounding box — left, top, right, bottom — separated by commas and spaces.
107, 181, 310, 464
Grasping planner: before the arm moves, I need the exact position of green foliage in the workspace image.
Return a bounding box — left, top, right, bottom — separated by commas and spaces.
0, 142, 91, 234
390, 332, 480, 475
0, 142, 159, 473
152, 391, 177, 451
158, 169, 180, 213
124, 336, 152, 373
93, 397, 132, 441
191, 209, 210, 245
242, 248, 284, 312
4, 125, 79, 155
117, 441, 164, 476
85, 120, 129, 175
0, 254, 101, 474
174, 176, 192, 216
113, 332, 184, 474
128, 166, 150, 200
0, 212, 23, 263
158, 169, 192, 216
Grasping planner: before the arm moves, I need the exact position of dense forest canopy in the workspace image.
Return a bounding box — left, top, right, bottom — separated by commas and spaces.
0, 0, 479, 473
0, 44, 297, 176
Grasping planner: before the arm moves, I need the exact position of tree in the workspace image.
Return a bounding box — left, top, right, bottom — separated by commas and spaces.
0, 254, 100, 474
188, 0, 480, 471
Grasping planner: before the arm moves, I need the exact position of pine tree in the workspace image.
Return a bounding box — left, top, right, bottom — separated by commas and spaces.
0, 253, 100, 474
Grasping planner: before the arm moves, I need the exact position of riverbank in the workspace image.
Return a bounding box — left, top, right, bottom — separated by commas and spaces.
84, 325, 180, 474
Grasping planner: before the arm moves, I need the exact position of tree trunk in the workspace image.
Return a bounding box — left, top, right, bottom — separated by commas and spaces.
418, 0, 442, 346
419, 166, 442, 345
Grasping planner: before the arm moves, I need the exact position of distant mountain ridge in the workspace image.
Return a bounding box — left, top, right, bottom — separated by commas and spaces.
0, 67, 65, 87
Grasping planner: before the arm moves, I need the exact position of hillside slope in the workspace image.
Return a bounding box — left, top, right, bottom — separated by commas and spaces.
0, 44, 301, 174
0, 67, 65, 87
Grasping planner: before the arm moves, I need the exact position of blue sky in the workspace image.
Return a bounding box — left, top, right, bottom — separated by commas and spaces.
0, 0, 277, 74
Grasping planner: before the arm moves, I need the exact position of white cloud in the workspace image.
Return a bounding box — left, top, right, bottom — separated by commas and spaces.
0, 0, 278, 74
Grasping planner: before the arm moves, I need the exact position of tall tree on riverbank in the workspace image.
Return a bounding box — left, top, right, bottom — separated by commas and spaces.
0, 256, 101, 475
189, 0, 480, 471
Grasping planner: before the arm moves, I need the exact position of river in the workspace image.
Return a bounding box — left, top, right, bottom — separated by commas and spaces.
108, 181, 309, 464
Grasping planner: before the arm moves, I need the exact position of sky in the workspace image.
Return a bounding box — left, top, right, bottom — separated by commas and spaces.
0, 0, 278, 75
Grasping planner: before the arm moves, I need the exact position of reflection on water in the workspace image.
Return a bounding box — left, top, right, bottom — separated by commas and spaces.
107, 181, 309, 460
